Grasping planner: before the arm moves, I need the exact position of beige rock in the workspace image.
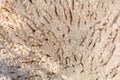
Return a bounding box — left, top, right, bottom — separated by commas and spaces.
0, 0, 120, 80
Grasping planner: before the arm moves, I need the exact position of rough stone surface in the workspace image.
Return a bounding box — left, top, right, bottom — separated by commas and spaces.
0, 0, 120, 80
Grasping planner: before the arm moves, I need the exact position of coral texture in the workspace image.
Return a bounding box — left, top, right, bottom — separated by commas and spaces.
0, 0, 120, 80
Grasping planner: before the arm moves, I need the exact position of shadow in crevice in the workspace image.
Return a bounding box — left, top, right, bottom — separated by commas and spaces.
0, 60, 29, 80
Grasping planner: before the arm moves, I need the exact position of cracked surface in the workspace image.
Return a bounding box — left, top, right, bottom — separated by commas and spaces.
0, 0, 120, 80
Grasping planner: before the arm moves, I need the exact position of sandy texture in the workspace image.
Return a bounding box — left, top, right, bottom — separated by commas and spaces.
0, 0, 120, 80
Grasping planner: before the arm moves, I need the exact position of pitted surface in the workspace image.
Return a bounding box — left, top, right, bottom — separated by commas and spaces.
0, 0, 120, 80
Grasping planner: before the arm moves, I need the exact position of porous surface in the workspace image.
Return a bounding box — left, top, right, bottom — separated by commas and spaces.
0, 0, 120, 80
